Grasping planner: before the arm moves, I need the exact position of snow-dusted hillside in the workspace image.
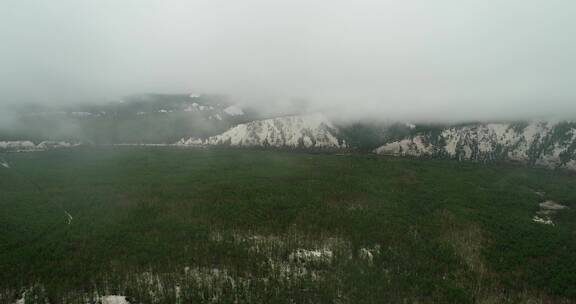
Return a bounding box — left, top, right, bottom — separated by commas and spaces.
374, 121, 576, 170
177, 113, 346, 149
0, 141, 80, 152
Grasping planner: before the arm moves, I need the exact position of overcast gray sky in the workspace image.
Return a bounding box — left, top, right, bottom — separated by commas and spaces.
1, 0, 575, 121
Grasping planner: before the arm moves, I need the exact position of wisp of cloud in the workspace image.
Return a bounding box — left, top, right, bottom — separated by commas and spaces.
1, 0, 575, 122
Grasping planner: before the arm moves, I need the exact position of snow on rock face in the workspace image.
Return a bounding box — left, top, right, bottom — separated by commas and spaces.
223, 105, 244, 116
177, 113, 345, 149
374, 121, 576, 170
0, 141, 36, 150
0, 141, 80, 152
176, 137, 204, 146
374, 136, 432, 156
566, 160, 576, 170
37, 141, 78, 149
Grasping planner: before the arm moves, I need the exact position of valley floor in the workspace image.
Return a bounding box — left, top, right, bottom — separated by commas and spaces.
1, 147, 575, 303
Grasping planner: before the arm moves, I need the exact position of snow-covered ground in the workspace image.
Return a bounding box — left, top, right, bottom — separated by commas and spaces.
1, 158, 11, 168
3, 231, 359, 303
289, 248, 333, 265
533, 200, 568, 226
100, 295, 130, 304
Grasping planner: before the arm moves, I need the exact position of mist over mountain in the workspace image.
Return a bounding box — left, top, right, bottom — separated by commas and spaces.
4, 2, 576, 303
1, 0, 576, 170
1, 0, 576, 122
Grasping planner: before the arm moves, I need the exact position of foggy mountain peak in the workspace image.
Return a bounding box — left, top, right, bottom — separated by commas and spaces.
1, 1, 575, 122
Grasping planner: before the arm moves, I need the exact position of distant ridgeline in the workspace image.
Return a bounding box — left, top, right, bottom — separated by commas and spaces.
2, 96, 576, 171
0, 93, 254, 144
177, 113, 347, 150
373, 121, 576, 171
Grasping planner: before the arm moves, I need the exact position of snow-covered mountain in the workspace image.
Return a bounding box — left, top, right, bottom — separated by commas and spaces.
177, 113, 346, 149
0, 141, 80, 152
374, 121, 576, 170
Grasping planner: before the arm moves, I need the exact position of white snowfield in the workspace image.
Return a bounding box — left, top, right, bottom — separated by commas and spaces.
0, 141, 80, 152
100, 295, 130, 304
177, 113, 346, 149
374, 121, 576, 170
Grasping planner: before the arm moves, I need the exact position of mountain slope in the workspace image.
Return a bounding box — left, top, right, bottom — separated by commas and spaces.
177, 113, 346, 149
1, 94, 253, 144
0, 140, 80, 152
374, 121, 576, 170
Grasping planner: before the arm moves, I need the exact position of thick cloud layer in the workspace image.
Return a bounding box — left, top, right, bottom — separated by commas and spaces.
1, 0, 575, 121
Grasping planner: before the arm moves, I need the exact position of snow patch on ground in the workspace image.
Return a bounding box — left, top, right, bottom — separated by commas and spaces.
539, 201, 568, 210
13, 295, 25, 304
64, 210, 73, 225
289, 249, 333, 265
100, 295, 130, 304
4, 233, 384, 302
359, 248, 373, 264
533, 215, 554, 225
358, 245, 381, 265
533, 200, 569, 226
1, 159, 10, 168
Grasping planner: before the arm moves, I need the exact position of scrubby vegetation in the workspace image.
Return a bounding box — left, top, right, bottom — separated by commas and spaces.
1, 147, 576, 303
